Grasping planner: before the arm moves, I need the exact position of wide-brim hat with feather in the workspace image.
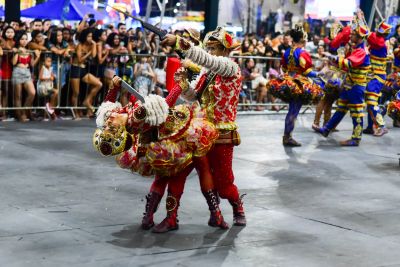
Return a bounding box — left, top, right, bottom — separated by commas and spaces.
203, 26, 241, 50
183, 28, 201, 43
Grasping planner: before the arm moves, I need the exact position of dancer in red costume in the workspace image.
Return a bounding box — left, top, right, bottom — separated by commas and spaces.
93, 75, 229, 233
161, 27, 246, 226
140, 29, 229, 233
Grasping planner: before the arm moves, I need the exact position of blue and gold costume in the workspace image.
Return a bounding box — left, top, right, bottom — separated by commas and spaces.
269, 24, 324, 146
312, 23, 349, 128
281, 46, 319, 142
316, 27, 371, 145
364, 22, 392, 133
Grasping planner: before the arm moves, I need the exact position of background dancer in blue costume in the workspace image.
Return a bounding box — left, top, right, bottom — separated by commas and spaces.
313, 17, 371, 147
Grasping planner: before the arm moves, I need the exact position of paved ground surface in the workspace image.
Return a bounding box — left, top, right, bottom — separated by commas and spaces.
1, 113, 400, 267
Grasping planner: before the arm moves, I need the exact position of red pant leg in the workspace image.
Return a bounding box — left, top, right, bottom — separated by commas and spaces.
150, 175, 169, 196
167, 164, 194, 198
193, 156, 214, 192
208, 144, 239, 201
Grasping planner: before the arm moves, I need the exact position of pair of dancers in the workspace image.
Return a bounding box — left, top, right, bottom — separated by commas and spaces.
93, 27, 246, 233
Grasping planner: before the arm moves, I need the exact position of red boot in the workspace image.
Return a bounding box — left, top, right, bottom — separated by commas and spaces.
203, 190, 229, 229
152, 193, 180, 233
141, 192, 162, 230
229, 194, 246, 226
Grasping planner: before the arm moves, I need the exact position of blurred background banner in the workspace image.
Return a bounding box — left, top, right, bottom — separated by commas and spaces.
20, 0, 106, 20
304, 0, 360, 20
105, 0, 140, 20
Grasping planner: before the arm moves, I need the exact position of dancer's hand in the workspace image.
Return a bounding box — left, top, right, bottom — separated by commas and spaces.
160, 34, 177, 47
323, 52, 338, 62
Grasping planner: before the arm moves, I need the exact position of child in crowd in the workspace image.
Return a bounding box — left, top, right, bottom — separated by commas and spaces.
37, 56, 58, 120
133, 55, 155, 96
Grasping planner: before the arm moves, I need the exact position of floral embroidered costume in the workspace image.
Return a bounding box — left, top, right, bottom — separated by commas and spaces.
93, 76, 229, 233
167, 27, 247, 226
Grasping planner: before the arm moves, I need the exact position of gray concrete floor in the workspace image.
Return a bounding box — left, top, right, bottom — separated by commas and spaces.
0, 113, 400, 267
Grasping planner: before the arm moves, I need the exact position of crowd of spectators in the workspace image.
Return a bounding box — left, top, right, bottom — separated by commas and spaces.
0, 15, 174, 122
1, 13, 400, 122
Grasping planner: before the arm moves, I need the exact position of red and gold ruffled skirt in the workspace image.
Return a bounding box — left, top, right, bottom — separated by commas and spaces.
116, 105, 219, 177
268, 74, 324, 104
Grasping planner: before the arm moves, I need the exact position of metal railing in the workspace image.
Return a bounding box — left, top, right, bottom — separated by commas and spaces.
0, 51, 396, 121
0, 50, 172, 120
